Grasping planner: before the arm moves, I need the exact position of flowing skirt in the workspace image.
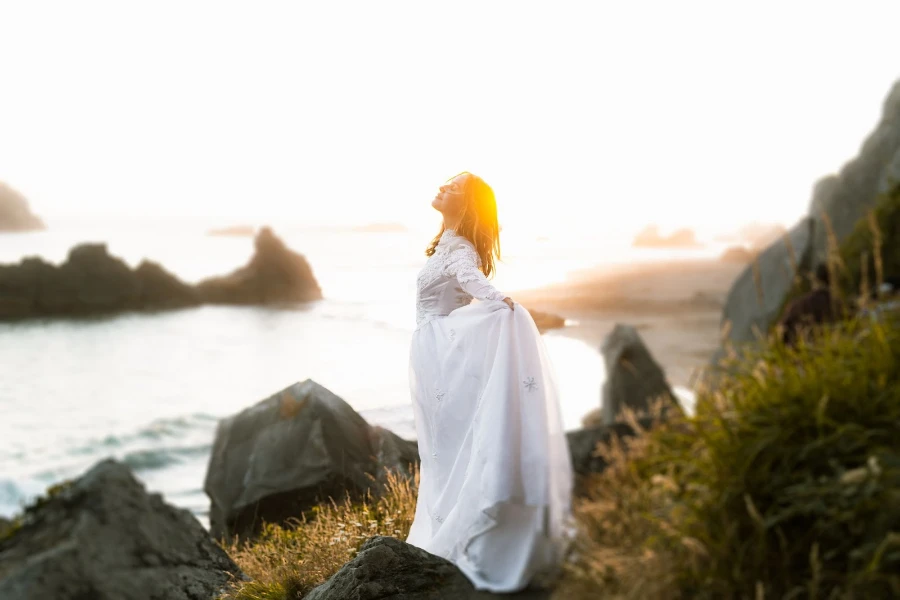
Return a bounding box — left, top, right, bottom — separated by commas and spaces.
406, 300, 574, 592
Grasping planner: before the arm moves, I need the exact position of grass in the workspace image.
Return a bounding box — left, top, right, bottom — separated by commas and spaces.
778, 183, 900, 323
560, 314, 900, 599
220, 468, 418, 600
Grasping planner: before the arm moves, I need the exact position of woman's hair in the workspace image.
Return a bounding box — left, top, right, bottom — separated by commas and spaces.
426, 172, 501, 278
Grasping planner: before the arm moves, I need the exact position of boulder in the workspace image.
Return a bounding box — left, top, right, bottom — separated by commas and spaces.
600, 324, 680, 425
0, 183, 44, 232
719, 217, 815, 345
566, 418, 656, 477
808, 79, 900, 264
204, 379, 419, 542
0, 460, 242, 600
198, 226, 322, 304
305, 536, 551, 600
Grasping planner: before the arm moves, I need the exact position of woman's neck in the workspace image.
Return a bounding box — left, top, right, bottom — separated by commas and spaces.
443, 216, 461, 231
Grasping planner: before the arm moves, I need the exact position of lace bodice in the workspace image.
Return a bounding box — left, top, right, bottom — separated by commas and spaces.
415, 230, 506, 327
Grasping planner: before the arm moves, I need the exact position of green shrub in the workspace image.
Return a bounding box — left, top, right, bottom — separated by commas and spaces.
565, 315, 900, 599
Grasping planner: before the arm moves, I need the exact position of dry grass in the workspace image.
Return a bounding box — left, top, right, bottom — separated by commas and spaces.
220, 468, 418, 600
555, 416, 682, 600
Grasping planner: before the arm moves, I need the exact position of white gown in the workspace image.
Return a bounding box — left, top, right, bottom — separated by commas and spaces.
406, 229, 574, 592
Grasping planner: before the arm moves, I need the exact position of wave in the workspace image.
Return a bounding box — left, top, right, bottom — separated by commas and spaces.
121, 443, 213, 471
68, 413, 218, 456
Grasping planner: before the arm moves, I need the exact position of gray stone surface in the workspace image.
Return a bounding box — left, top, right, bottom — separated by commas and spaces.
0, 460, 242, 600
719, 217, 815, 346
0, 182, 44, 232
600, 324, 680, 425
305, 536, 551, 600
204, 379, 419, 542
808, 80, 900, 264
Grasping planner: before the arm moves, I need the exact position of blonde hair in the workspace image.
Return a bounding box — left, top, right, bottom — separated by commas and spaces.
425, 172, 501, 277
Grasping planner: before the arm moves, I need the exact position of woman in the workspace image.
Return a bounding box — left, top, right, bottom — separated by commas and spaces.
406, 171, 573, 592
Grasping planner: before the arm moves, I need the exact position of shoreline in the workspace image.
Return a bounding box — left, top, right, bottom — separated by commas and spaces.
513, 258, 746, 388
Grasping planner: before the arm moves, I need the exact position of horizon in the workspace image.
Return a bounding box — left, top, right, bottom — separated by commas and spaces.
2, 2, 899, 239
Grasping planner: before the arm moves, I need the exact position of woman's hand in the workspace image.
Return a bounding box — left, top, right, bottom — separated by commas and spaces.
502, 297, 515, 311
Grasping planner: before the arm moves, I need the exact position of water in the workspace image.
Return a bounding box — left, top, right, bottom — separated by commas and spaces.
0, 219, 710, 524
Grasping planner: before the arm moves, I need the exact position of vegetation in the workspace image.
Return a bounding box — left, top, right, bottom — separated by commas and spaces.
779, 184, 900, 320
561, 315, 900, 599
835, 184, 900, 301
220, 469, 418, 600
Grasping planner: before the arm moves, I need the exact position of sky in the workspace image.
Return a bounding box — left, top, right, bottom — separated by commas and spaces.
1, 1, 899, 238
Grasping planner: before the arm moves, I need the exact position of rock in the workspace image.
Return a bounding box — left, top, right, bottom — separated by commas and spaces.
720, 245, 755, 264
198, 226, 322, 304
808, 79, 900, 264
305, 536, 551, 600
0, 460, 242, 600
0, 227, 319, 320
204, 379, 419, 542
0, 244, 198, 319
0, 183, 44, 232
134, 260, 202, 309
719, 217, 815, 345
878, 146, 900, 196
633, 225, 701, 248
600, 324, 680, 425
305, 536, 474, 600
566, 418, 656, 477
370, 426, 421, 488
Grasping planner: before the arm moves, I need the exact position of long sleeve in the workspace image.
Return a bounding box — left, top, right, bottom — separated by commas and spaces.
445, 245, 507, 302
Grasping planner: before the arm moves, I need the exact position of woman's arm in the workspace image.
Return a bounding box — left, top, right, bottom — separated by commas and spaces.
445, 245, 513, 308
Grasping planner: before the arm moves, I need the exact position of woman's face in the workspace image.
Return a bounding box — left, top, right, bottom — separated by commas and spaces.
432, 173, 470, 217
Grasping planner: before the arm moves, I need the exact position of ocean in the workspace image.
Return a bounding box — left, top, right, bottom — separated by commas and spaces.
0, 218, 714, 525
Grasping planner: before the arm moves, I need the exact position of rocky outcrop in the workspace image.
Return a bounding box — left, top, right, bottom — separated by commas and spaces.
808, 80, 900, 264
305, 536, 550, 600
712, 80, 900, 360
204, 380, 419, 542
566, 418, 657, 477
0, 244, 201, 319
0, 183, 44, 232
600, 324, 680, 425
198, 227, 322, 304
633, 225, 700, 248
719, 217, 816, 346
0, 460, 242, 600
0, 227, 321, 320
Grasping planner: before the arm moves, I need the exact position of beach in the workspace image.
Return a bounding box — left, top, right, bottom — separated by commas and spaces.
515, 259, 746, 388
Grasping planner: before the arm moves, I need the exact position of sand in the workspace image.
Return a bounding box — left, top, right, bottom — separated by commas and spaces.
513, 259, 747, 389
